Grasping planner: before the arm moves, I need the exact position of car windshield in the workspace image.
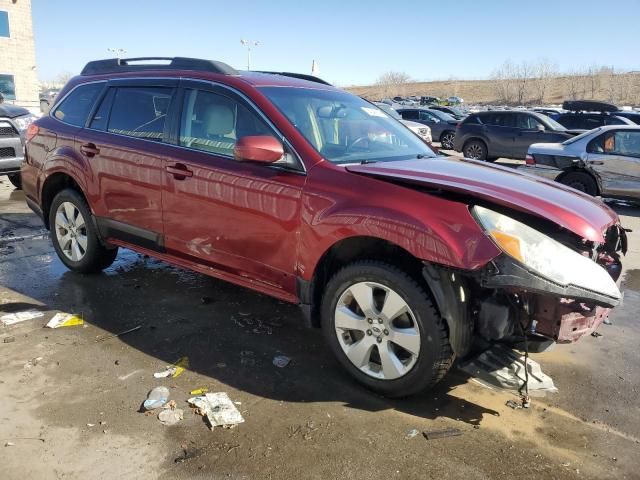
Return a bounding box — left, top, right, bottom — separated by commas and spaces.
543, 115, 566, 131
260, 87, 437, 164
429, 109, 456, 122
374, 103, 402, 120
562, 127, 602, 145
446, 107, 465, 117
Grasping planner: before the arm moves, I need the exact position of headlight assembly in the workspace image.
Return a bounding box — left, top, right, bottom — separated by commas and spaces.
473, 205, 620, 300
14, 114, 36, 133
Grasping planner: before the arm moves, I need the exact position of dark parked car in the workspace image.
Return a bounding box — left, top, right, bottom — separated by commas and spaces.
554, 100, 634, 130
430, 105, 467, 120
420, 96, 439, 106
610, 110, 640, 125
453, 110, 576, 160
22, 56, 625, 397
396, 108, 459, 149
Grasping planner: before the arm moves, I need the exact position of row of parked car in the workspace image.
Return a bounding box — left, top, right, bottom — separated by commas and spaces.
374, 98, 640, 201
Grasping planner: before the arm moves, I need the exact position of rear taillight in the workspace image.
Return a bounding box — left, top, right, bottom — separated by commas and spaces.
525, 154, 536, 165
25, 124, 39, 143
456, 123, 461, 129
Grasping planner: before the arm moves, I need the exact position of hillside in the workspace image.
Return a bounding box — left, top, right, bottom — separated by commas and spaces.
347, 73, 640, 106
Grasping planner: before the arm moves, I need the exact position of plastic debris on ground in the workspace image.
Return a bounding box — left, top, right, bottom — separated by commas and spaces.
45, 312, 83, 328
423, 428, 463, 440
158, 406, 184, 426
272, 355, 291, 368
153, 356, 189, 378
405, 429, 420, 439
143, 386, 170, 411
188, 392, 245, 430
0, 310, 44, 326
505, 399, 523, 409
458, 343, 557, 395
190, 388, 209, 395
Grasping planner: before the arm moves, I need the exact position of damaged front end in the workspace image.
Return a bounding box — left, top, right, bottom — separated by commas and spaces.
424, 206, 626, 355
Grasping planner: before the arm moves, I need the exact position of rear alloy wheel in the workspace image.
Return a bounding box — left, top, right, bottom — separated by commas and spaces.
49, 189, 118, 273
463, 140, 487, 160
7, 173, 21, 189
322, 261, 454, 397
440, 131, 456, 150
559, 171, 598, 196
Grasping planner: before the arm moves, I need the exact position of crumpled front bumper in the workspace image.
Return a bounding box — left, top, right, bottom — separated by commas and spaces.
479, 253, 622, 343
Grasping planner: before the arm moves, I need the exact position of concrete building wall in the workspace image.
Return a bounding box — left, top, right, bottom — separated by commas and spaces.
0, 0, 38, 108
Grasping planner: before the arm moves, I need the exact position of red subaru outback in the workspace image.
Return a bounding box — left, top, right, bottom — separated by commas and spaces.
21, 58, 626, 397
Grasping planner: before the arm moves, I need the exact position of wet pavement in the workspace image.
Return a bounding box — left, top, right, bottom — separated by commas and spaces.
1, 177, 640, 480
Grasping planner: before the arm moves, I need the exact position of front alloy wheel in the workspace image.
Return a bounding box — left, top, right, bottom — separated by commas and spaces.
440, 132, 455, 150
322, 261, 454, 397
335, 281, 420, 380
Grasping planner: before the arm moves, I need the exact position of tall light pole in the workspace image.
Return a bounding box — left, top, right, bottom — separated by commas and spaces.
240, 39, 259, 70
107, 47, 127, 59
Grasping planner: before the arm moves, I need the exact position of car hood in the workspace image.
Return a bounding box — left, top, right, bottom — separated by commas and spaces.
0, 104, 30, 119
401, 120, 430, 131
346, 156, 618, 242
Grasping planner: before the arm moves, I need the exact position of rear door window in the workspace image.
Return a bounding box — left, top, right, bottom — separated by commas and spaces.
516, 113, 544, 130
399, 110, 418, 120
106, 87, 174, 142
53, 83, 104, 127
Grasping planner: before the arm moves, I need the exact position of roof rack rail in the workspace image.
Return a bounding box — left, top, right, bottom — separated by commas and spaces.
255, 71, 332, 86
81, 57, 238, 76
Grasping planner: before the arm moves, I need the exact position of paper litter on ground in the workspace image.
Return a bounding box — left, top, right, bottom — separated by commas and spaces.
188, 392, 245, 429
0, 310, 44, 326
45, 312, 84, 328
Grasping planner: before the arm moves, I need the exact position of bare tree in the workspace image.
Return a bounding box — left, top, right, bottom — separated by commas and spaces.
531, 58, 557, 104
514, 61, 534, 105
563, 69, 584, 100
376, 71, 411, 98
490, 60, 517, 104
585, 64, 604, 99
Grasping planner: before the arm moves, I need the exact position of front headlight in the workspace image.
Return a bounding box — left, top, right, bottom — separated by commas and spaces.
14, 114, 36, 133
473, 205, 620, 300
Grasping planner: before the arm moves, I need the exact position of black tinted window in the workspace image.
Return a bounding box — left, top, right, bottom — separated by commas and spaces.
400, 110, 418, 120
179, 89, 274, 156
107, 87, 174, 141
89, 88, 115, 131
516, 113, 543, 130
53, 83, 104, 127
606, 116, 628, 126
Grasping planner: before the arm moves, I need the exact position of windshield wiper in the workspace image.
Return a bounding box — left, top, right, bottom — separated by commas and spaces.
360, 159, 378, 164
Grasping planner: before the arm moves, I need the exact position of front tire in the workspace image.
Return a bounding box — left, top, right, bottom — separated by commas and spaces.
321, 261, 454, 398
440, 131, 456, 150
7, 173, 21, 189
49, 189, 118, 273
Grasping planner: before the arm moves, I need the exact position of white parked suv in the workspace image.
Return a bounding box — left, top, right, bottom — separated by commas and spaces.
374, 102, 432, 143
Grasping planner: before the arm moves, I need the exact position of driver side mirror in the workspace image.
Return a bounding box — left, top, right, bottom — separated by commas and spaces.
234, 136, 284, 163
536, 124, 545, 132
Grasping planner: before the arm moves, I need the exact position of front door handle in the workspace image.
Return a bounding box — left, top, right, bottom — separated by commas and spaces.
166, 163, 193, 179
80, 143, 100, 157
588, 160, 604, 165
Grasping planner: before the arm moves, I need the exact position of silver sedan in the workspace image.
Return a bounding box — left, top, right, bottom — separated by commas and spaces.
521, 125, 640, 200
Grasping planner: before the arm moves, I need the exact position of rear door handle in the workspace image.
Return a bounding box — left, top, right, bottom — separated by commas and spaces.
80, 143, 100, 157
589, 160, 604, 165
166, 163, 193, 179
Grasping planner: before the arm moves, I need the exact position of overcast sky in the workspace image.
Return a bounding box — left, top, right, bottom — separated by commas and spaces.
33, 0, 640, 85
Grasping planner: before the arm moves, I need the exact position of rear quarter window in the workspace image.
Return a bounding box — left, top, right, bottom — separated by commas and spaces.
53, 83, 104, 127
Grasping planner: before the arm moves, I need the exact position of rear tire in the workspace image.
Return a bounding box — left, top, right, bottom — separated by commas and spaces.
463, 140, 487, 160
559, 171, 598, 196
321, 261, 454, 398
440, 131, 456, 150
7, 173, 21, 189
49, 188, 118, 273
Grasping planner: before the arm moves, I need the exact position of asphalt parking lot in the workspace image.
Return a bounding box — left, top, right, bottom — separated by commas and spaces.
1, 168, 640, 479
